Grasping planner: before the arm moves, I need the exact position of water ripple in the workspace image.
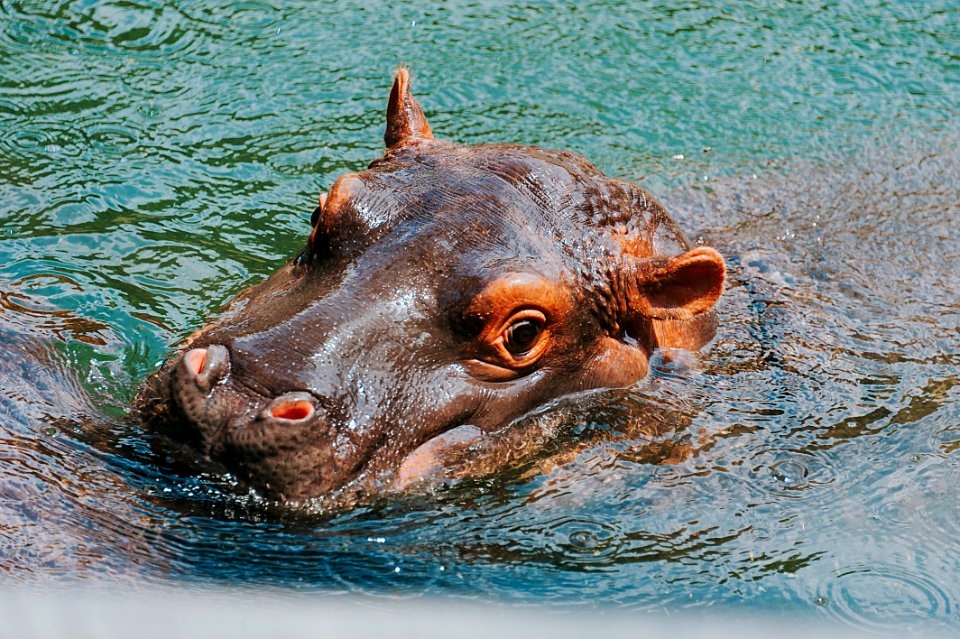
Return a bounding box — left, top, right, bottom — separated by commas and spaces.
532, 516, 627, 568
85, 123, 140, 155
0, 97, 23, 116
817, 564, 953, 632
1, 14, 48, 53
212, 1, 284, 31
118, 58, 196, 97
745, 448, 838, 498
0, 274, 111, 346
0, 119, 85, 161
3, 0, 204, 58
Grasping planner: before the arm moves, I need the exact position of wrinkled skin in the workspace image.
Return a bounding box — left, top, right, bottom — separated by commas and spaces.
136, 69, 726, 503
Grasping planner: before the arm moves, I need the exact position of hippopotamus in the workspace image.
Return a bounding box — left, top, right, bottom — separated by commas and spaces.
136, 69, 726, 503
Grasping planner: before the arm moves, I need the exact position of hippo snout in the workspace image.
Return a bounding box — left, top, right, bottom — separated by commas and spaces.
160, 347, 340, 494
171, 346, 325, 445
166, 344, 324, 456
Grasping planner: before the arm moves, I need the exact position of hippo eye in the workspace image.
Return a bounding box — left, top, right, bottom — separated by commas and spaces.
464, 274, 562, 378
503, 313, 546, 356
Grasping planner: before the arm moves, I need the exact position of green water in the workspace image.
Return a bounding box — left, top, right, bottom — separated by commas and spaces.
1, 0, 959, 633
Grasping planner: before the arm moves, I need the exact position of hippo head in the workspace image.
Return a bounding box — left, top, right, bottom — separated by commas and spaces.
138, 69, 725, 502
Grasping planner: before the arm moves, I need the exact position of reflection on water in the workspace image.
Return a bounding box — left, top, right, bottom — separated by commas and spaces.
1, 0, 958, 633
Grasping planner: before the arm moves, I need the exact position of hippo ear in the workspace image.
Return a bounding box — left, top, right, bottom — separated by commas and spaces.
624, 247, 726, 321
384, 67, 434, 148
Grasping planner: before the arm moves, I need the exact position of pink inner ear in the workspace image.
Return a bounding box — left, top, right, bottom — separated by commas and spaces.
185, 348, 207, 375
645, 248, 726, 319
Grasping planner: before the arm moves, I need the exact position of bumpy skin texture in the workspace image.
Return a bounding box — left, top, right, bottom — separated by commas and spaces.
137, 70, 725, 503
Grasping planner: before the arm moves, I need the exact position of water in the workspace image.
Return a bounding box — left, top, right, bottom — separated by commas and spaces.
1, 0, 959, 633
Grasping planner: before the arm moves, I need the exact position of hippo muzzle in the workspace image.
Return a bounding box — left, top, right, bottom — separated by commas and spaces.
137, 69, 725, 504
171, 344, 335, 488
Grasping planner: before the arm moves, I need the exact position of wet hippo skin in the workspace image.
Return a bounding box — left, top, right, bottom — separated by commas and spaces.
136, 69, 726, 503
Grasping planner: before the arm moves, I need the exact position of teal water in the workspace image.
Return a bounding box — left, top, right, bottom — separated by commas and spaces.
1, 0, 959, 632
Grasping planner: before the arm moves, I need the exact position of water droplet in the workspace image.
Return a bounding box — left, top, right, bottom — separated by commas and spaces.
568, 530, 599, 550
771, 460, 809, 486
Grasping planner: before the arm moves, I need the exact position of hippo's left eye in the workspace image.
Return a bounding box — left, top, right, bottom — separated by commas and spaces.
504, 317, 544, 355
495, 309, 548, 365
463, 274, 563, 379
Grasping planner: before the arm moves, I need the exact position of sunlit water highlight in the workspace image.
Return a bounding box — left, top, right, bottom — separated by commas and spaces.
1, 0, 958, 633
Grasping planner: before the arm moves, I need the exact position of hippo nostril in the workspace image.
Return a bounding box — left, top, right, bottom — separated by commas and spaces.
180, 344, 230, 393
262, 392, 317, 424
185, 348, 207, 376
272, 400, 314, 422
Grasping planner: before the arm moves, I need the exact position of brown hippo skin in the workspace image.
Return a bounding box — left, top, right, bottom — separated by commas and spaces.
136, 69, 725, 503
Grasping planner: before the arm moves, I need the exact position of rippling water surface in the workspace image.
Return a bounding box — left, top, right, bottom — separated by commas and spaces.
1, 0, 958, 633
